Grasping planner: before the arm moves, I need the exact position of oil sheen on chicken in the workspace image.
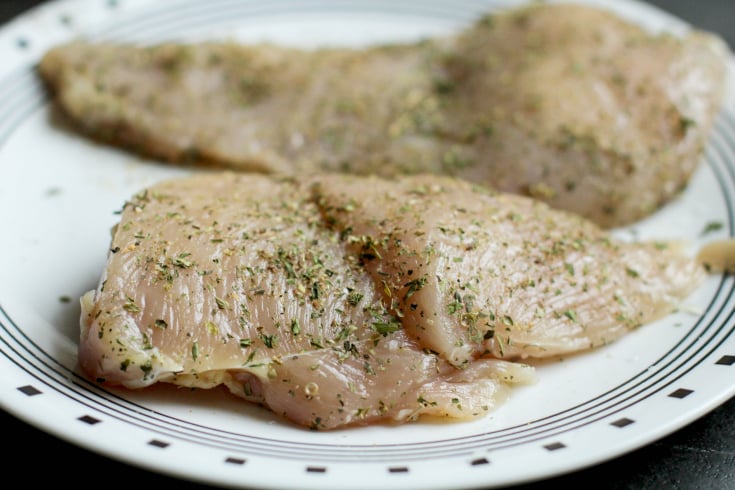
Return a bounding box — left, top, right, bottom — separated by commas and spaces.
38, 3, 729, 228
79, 172, 705, 429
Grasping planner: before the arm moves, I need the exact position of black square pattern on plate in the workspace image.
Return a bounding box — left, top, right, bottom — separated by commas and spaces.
544, 442, 566, 451
17, 385, 42, 396
669, 388, 694, 399
611, 417, 635, 428
225, 457, 246, 465
715, 355, 735, 366
78, 415, 101, 425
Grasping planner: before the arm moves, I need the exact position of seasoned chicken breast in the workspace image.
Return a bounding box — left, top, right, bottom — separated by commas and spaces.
38, 3, 729, 227
79, 172, 705, 429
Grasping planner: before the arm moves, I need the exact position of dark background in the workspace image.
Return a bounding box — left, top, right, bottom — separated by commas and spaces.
1, 1, 734, 489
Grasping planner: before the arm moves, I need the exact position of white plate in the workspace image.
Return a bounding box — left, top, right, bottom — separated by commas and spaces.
1, 1, 734, 489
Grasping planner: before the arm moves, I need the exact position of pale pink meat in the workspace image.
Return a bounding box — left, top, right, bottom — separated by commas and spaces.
79, 172, 705, 429
38, 3, 729, 228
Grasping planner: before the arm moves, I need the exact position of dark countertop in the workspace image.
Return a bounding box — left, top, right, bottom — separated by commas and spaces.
1, 1, 734, 489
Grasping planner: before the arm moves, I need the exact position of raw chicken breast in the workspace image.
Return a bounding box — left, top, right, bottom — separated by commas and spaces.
79, 172, 705, 429
38, 3, 729, 227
